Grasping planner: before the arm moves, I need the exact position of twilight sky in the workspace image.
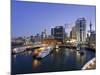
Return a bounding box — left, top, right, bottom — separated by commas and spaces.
11, 0, 96, 37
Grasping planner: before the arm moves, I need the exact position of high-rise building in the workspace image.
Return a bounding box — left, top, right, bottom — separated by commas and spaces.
51, 26, 65, 43
30, 35, 35, 43
90, 31, 96, 44
51, 28, 54, 38
75, 17, 86, 43
70, 26, 77, 40
41, 32, 44, 40
86, 22, 96, 49
51, 28, 54, 36
44, 29, 47, 38
35, 33, 41, 42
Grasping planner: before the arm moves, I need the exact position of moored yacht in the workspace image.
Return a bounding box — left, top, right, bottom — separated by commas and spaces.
32, 46, 52, 59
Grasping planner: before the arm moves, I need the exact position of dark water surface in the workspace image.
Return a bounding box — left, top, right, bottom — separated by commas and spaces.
12, 48, 95, 74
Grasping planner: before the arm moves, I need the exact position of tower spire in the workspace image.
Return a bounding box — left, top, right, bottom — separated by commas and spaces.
90, 21, 92, 33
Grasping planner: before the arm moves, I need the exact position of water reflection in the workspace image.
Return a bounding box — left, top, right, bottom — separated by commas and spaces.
32, 59, 41, 68
14, 55, 16, 59
76, 50, 86, 68
12, 48, 95, 74
65, 48, 70, 56
21, 51, 32, 56
55, 49, 59, 53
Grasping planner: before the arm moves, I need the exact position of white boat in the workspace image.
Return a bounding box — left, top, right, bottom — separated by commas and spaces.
33, 47, 52, 59
13, 46, 27, 54
37, 47, 52, 58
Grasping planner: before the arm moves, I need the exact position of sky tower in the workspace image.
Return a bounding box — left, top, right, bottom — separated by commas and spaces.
90, 21, 92, 33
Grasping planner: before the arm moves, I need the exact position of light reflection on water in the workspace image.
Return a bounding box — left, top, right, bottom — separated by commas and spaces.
55, 48, 59, 53
32, 59, 41, 68
12, 48, 95, 74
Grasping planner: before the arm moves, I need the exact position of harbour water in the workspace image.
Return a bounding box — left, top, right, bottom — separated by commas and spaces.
11, 48, 95, 74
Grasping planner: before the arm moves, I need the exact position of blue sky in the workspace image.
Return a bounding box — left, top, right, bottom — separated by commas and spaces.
11, 0, 96, 37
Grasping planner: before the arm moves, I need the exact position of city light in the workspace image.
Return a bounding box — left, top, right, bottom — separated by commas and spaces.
11, 1, 96, 74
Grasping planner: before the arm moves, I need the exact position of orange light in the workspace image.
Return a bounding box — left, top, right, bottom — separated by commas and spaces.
39, 47, 45, 50
32, 60, 40, 67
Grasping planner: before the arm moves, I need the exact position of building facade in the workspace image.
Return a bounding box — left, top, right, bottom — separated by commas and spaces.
70, 26, 77, 40
75, 17, 86, 44
51, 26, 65, 43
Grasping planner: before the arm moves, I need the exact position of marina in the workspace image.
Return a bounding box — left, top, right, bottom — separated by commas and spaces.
12, 46, 95, 74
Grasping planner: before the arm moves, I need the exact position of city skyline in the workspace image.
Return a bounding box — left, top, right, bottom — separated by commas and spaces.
11, 1, 96, 37
11, 1, 96, 74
